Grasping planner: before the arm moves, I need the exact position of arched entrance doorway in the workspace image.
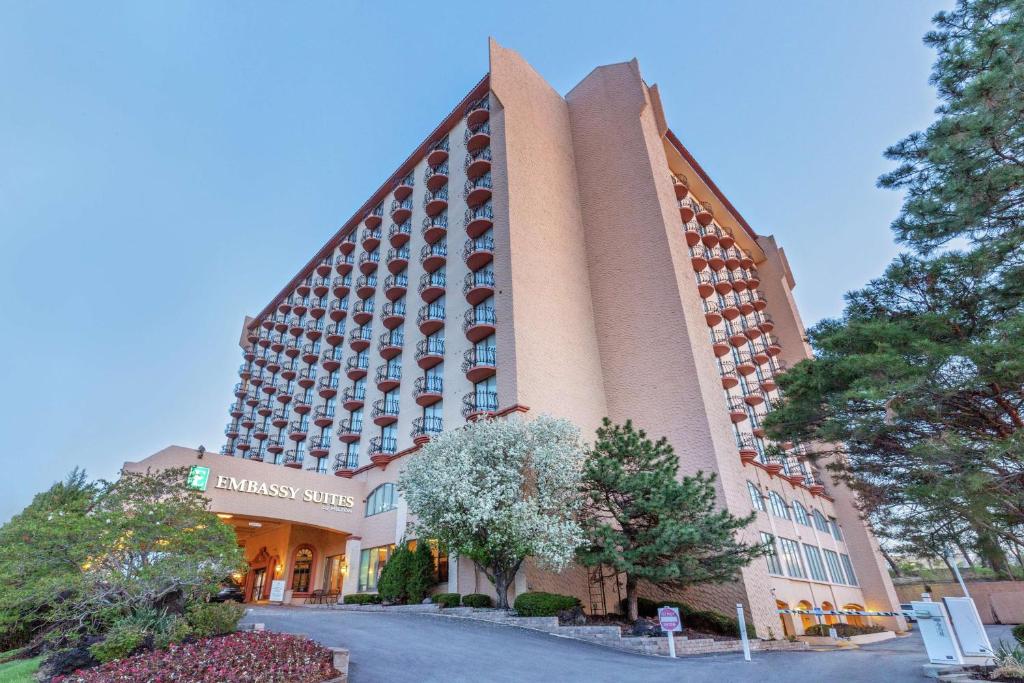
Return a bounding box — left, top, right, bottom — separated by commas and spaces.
797, 600, 816, 633
244, 547, 279, 602
776, 600, 795, 637
843, 603, 866, 627
821, 601, 839, 625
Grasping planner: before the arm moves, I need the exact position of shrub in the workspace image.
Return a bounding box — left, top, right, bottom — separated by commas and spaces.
992, 640, 1024, 681
462, 593, 493, 608
377, 544, 413, 604
343, 593, 382, 605
1013, 623, 1024, 646
152, 615, 193, 650
55, 631, 336, 683
431, 593, 461, 608
406, 542, 436, 604
513, 592, 580, 617
88, 621, 146, 663
804, 623, 885, 637
186, 602, 245, 638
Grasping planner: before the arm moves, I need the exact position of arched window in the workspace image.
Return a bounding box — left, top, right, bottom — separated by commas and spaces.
843, 603, 867, 627
793, 501, 811, 526
812, 509, 830, 532
768, 491, 791, 520
290, 547, 314, 593
747, 481, 766, 512
365, 483, 397, 516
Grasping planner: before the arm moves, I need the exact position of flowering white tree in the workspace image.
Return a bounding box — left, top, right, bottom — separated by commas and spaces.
398, 415, 586, 609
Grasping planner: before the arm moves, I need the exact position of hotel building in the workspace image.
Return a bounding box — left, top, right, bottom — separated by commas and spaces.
126, 40, 905, 637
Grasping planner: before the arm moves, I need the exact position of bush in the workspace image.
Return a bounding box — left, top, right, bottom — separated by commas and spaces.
462, 593, 493, 608
431, 593, 461, 608
377, 544, 413, 604
186, 602, 244, 638
1013, 623, 1024, 646
406, 542, 436, 604
55, 631, 336, 683
343, 593, 382, 605
620, 598, 754, 637
152, 615, 193, 650
89, 621, 146, 663
513, 592, 580, 617
804, 623, 885, 637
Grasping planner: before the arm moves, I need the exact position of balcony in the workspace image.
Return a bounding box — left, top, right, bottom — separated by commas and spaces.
257, 334, 272, 349
236, 437, 251, 452
464, 147, 492, 180
318, 375, 340, 398
703, 300, 722, 327
426, 135, 449, 167
378, 331, 404, 360
345, 355, 369, 380
338, 418, 362, 443
719, 226, 736, 251
727, 397, 748, 423
381, 301, 406, 329
728, 269, 748, 293
464, 121, 490, 152
333, 453, 359, 478
243, 346, 257, 361
312, 277, 331, 298
463, 172, 492, 207
332, 276, 351, 299
417, 271, 447, 304
362, 227, 382, 252
335, 253, 355, 275
390, 197, 413, 223
719, 361, 739, 389
683, 221, 701, 248
234, 382, 248, 398
743, 387, 765, 407
283, 449, 304, 469
340, 232, 357, 255
219, 445, 236, 457
753, 312, 774, 334
341, 386, 366, 411
298, 368, 317, 388
313, 406, 335, 428
689, 247, 708, 272
463, 269, 495, 306
671, 173, 689, 199
462, 391, 498, 419
266, 357, 281, 374
253, 423, 269, 440
739, 250, 755, 270
364, 204, 384, 229
302, 342, 321, 364
463, 236, 494, 271
229, 402, 244, 418
464, 201, 493, 238
805, 473, 826, 495
386, 246, 410, 274
352, 298, 374, 326
278, 299, 293, 315
466, 94, 489, 128
304, 320, 323, 341
297, 278, 312, 297
371, 398, 400, 426
321, 348, 343, 372
751, 341, 770, 365
289, 420, 309, 441
413, 376, 444, 406
720, 294, 741, 321
393, 173, 414, 201
415, 337, 444, 369
275, 386, 293, 404
266, 437, 284, 454
417, 303, 445, 335
695, 201, 714, 226
224, 423, 240, 439
463, 307, 496, 342
271, 410, 289, 428
258, 400, 275, 417
349, 326, 372, 352
375, 364, 401, 392
245, 392, 260, 407
384, 273, 408, 301
309, 436, 331, 459
249, 373, 265, 388
766, 335, 782, 356
272, 315, 289, 333
420, 241, 447, 272
700, 224, 722, 249
425, 160, 448, 193
707, 247, 726, 272
292, 396, 312, 414
422, 213, 448, 244
238, 363, 252, 380
679, 198, 700, 223
368, 436, 397, 464
389, 220, 412, 248
358, 250, 380, 275
412, 416, 443, 442
710, 330, 731, 357
746, 269, 761, 290
284, 339, 302, 358
424, 187, 448, 217
355, 274, 377, 299
287, 317, 304, 338
247, 328, 260, 345
241, 415, 256, 429
736, 352, 757, 375
261, 382, 280, 396
462, 346, 496, 383
325, 323, 345, 347
723, 247, 741, 271
309, 299, 327, 319
737, 434, 758, 464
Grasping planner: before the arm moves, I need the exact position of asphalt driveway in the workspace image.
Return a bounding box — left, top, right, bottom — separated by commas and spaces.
241, 606, 1015, 682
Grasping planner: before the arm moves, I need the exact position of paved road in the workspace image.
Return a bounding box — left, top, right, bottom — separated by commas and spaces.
241, 606, 1015, 682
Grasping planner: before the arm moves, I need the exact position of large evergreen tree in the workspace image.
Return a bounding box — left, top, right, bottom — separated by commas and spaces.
765, 0, 1024, 574
577, 419, 763, 622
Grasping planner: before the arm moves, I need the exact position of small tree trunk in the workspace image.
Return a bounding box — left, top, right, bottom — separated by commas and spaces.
625, 577, 639, 622
493, 567, 511, 610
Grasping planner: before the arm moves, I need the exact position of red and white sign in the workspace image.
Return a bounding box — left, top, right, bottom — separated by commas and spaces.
658, 606, 681, 632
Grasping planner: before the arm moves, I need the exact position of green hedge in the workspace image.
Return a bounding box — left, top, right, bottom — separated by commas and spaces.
804, 623, 884, 637
622, 598, 755, 637
431, 593, 461, 608
513, 592, 580, 617
343, 593, 382, 605
1014, 624, 1024, 646
187, 602, 245, 638
462, 594, 493, 608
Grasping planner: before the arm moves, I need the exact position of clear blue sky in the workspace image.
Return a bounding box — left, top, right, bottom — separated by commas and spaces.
0, 1, 946, 520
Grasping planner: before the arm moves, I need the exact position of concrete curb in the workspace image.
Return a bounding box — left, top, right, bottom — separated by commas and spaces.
323, 647, 349, 683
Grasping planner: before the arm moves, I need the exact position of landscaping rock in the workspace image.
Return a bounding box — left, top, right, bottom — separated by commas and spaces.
37, 646, 98, 681
557, 606, 586, 626
630, 619, 661, 637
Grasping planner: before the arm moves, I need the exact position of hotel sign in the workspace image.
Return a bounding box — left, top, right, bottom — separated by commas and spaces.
213, 475, 354, 512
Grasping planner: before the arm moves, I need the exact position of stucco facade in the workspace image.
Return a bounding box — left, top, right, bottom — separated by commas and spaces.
129, 40, 905, 637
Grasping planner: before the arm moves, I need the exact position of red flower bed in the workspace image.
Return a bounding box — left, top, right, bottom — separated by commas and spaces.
54, 631, 338, 683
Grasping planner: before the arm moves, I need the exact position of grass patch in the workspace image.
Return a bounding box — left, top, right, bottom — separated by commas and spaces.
0, 655, 42, 683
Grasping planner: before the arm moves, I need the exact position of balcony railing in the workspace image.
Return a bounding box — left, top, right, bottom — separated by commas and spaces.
462, 391, 498, 418
371, 398, 400, 421
415, 337, 444, 362
369, 436, 398, 457
412, 416, 444, 439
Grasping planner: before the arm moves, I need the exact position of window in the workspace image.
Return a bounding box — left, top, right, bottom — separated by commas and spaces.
768, 491, 790, 520
777, 537, 806, 579
358, 544, 395, 592
365, 483, 397, 516
803, 544, 828, 582
290, 547, 314, 593
829, 518, 843, 542
823, 549, 846, 584
761, 532, 783, 575
747, 482, 766, 512
840, 554, 859, 586
812, 509, 830, 533
792, 501, 810, 526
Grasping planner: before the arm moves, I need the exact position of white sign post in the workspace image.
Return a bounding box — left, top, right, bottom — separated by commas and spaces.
268, 580, 286, 603
913, 601, 964, 665
737, 604, 751, 662
658, 606, 681, 658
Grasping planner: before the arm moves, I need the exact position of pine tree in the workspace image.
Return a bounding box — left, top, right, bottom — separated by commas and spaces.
406, 541, 437, 604
577, 419, 764, 622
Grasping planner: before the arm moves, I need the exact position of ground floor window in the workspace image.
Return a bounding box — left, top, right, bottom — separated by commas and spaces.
324, 554, 346, 593
359, 544, 396, 592
291, 547, 314, 593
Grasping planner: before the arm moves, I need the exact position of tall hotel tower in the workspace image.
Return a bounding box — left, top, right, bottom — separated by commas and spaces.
202, 40, 904, 635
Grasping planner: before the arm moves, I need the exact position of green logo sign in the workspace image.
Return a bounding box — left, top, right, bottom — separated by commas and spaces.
187, 466, 210, 491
